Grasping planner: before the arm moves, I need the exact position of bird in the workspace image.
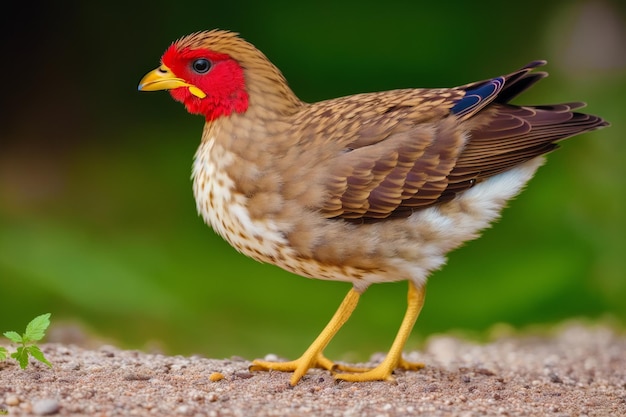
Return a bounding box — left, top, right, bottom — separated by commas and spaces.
138, 29, 608, 386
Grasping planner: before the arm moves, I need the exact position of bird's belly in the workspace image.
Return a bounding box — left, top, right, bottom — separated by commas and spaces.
192, 137, 545, 289
193, 169, 383, 285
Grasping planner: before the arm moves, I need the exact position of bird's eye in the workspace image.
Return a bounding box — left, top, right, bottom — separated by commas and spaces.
192, 58, 211, 74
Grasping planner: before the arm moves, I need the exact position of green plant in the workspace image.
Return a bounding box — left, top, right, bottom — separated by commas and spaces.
1, 313, 52, 369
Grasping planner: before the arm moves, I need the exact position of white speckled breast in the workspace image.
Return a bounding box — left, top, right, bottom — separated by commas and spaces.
192, 137, 290, 264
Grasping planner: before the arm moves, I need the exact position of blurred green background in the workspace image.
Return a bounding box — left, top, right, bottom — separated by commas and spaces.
1, 1, 624, 361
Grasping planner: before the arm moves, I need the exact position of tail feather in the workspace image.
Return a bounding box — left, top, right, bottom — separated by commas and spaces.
452, 60, 549, 119
442, 62, 608, 199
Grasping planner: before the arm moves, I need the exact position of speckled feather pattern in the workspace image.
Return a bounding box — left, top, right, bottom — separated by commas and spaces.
181, 30, 607, 291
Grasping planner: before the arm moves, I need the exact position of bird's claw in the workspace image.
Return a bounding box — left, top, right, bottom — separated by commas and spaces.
250, 353, 337, 385
397, 357, 425, 371
333, 357, 424, 382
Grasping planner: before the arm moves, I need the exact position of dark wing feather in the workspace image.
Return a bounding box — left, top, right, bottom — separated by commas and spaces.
446, 104, 607, 195
457, 60, 548, 105
320, 61, 608, 221
450, 76, 505, 118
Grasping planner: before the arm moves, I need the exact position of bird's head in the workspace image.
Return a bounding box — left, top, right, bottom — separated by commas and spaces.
138, 31, 249, 121
139, 30, 300, 122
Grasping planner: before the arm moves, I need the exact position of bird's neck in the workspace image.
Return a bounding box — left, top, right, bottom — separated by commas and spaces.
198, 111, 279, 183
200, 71, 305, 157
223, 47, 305, 123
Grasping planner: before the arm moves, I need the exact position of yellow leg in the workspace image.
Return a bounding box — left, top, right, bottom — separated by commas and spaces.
249, 288, 361, 386
335, 281, 426, 382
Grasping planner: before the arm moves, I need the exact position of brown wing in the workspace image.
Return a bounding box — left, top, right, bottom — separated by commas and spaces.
316, 61, 608, 221
322, 117, 465, 219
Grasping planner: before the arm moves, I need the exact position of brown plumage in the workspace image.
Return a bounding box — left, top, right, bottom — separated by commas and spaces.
139, 30, 608, 385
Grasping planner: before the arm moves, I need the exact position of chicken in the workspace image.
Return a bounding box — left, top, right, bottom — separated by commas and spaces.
138, 29, 608, 385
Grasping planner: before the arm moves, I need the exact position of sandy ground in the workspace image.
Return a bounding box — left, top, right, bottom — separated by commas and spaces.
1, 323, 625, 417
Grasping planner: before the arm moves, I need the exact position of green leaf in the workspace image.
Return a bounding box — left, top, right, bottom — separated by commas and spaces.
3, 331, 22, 343
0, 346, 7, 360
11, 346, 29, 369
27, 345, 52, 368
23, 313, 51, 343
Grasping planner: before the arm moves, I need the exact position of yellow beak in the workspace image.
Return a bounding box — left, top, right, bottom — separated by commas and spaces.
138, 64, 206, 98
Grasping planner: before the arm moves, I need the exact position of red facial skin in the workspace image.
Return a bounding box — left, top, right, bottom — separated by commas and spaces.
162, 45, 249, 121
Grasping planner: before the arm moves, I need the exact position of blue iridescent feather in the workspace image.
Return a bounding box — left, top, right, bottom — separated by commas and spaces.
450, 76, 505, 118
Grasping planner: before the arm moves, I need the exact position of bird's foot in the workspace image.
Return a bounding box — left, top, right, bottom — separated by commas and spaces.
250, 352, 337, 386
333, 357, 424, 382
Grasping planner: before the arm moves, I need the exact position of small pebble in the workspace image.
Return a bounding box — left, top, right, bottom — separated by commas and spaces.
475, 368, 495, 376
175, 405, 190, 415
5, 396, 19, 406
549, 372, 563, 384
209, 372, 224, 382
33, 398, 60, 415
